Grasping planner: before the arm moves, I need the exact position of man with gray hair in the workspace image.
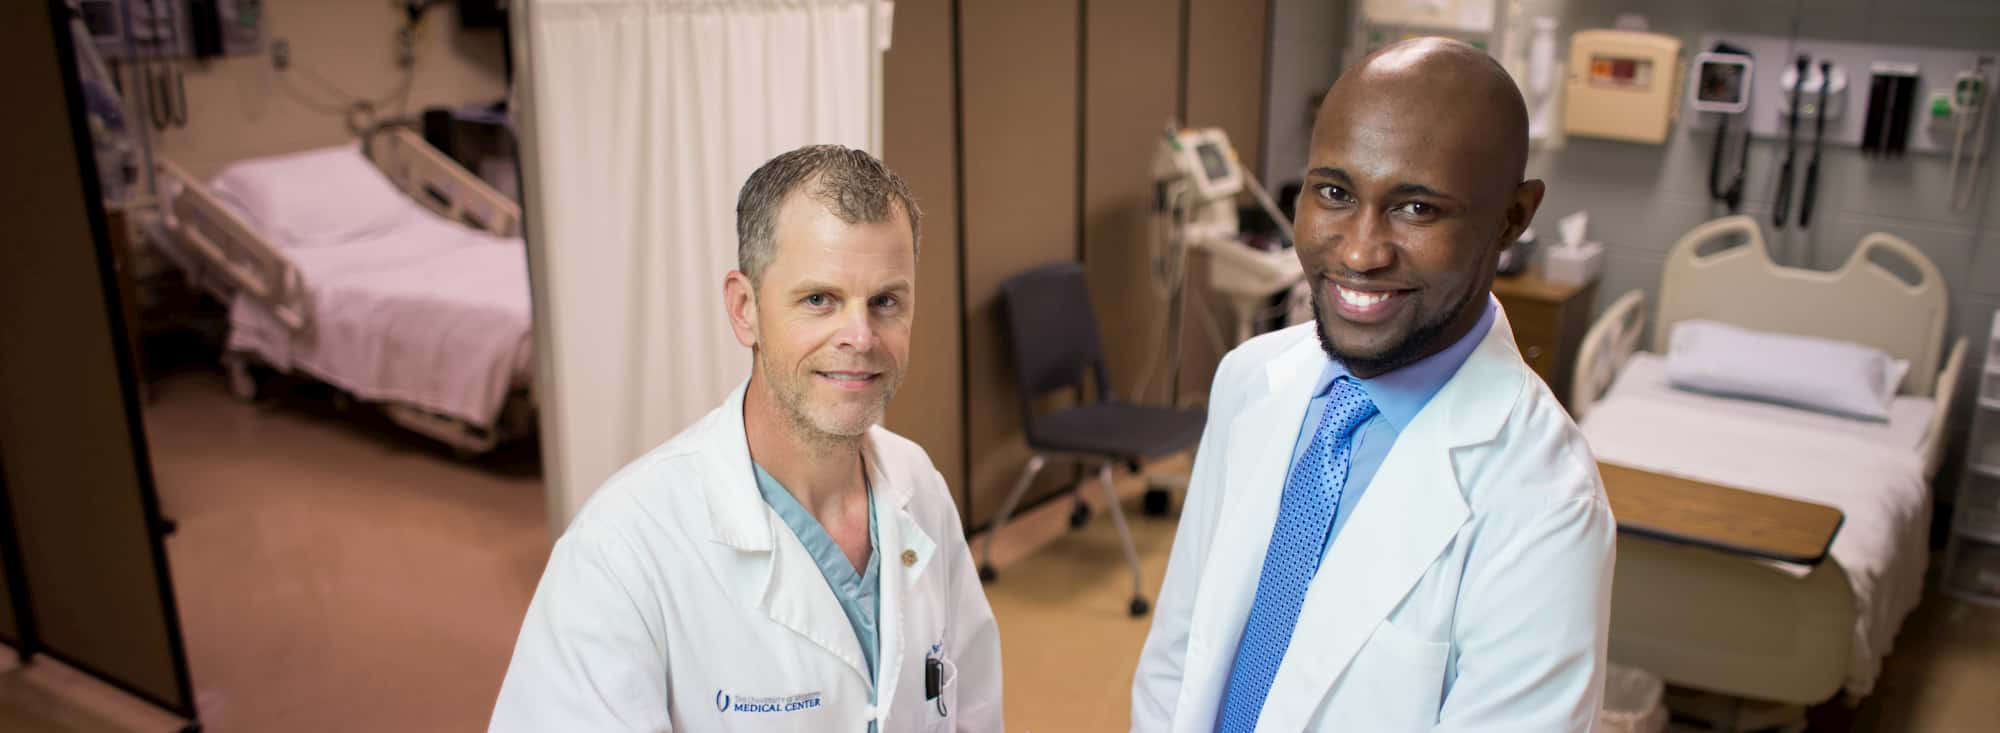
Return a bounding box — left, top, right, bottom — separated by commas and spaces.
491, 145, 1002, 732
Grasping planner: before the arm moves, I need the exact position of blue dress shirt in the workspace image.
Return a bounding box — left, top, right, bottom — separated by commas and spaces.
1287, 296, 1497, 558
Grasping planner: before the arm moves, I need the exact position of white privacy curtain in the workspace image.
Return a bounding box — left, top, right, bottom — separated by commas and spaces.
517, 0, 884, 532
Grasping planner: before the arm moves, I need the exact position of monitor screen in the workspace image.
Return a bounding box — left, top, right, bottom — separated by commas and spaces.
1697, 59, 1749, 105
1196, 142, 1231, 183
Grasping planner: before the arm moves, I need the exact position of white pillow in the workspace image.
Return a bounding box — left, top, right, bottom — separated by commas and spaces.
209, 143, 420, 248
1666, 320, 1909, 422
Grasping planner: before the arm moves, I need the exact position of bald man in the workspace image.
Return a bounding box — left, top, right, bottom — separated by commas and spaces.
1132, 39, 1614, 732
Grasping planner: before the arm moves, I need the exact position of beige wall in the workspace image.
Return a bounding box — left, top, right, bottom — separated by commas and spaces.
880, 0, 1271, 528
1084, 0, 1193, 416
959, 0, 1085, 526
881, 0, 966, 496
139, 1, 507, 180
1176, 0, 1272, 400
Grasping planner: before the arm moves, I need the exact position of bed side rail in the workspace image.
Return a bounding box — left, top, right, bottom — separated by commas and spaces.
1924, 337, 1967, 479
368, 127, 522, 239
156, 160, 309, 332
1570, 289, 1647, 420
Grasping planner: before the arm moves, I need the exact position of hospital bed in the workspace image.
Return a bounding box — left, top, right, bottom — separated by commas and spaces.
1570, 215, 1967, 720
150, 128, 535, 455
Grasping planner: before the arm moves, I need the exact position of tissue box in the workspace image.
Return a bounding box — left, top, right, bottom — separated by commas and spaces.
1542, 241, 1603, 286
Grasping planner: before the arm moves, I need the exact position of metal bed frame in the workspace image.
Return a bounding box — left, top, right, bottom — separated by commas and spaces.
152, 127, 533, 455
1571, 215, 1966, 727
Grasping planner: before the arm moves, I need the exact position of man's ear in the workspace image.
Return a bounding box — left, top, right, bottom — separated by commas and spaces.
724, 270, 759, 349
1502, 179, 1548, 248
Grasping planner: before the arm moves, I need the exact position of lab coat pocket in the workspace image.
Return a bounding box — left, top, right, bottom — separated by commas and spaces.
1328, 619, 1449, 730
922, 657, 958, 731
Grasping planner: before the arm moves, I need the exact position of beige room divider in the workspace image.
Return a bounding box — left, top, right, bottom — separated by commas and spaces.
0, 2, 197, 725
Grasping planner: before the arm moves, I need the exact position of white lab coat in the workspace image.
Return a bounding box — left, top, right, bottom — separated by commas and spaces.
490, 383, 1002, 732
1132, 310, 1615, 732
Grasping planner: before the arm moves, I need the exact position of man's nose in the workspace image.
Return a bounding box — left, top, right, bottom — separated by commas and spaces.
1332, 209, 1396, 274
833, 304, 877, 352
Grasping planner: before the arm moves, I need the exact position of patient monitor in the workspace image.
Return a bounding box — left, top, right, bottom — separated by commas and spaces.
1146, 126, 1301, 401
1563, 30, 1684, 144
1165, 127, 1245, 203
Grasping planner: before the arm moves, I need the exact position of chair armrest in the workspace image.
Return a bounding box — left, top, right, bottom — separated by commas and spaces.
1570, 289, 1647, 420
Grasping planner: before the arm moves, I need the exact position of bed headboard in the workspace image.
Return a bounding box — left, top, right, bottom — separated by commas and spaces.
1654, 215, 1950, 395
365, 127, 523, 239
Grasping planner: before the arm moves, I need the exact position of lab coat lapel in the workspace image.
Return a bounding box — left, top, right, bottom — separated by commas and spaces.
757, 540, 873, 685
1253, 310, 1528, 732
867, 435, 932, 724
1176, 338, 1322, 727
699, 382, 872, 689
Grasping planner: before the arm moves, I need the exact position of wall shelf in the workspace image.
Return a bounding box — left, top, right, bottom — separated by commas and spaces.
1945, 307, 2000, 608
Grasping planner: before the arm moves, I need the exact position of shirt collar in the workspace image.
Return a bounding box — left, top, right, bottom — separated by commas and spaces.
1316, 295, 1498, 431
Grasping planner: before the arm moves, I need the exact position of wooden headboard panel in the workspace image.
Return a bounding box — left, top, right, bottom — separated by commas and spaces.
1654, 215, 1950, 395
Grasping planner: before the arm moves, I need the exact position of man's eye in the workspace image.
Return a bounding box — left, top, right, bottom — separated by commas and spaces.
1315, 184, 1352, 203
871, 295, 899, 309
1396, 202, 1438, 218
804, 294, 831, 308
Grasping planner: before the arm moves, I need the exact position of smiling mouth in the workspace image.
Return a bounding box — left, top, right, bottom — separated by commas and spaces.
1326, 279, 1413, 324
815, 370, 882, 390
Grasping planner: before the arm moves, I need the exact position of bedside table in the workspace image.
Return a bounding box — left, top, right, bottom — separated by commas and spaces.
1490, 271, 1597, 408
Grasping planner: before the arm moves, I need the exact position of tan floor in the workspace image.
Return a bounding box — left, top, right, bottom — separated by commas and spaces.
984, 468, 2000, 733
2, 372, 1996, 732
1848, 593, 2000, 731
0, 370, 552, 732
150, 372, 550, 732
981, 486, 1181, 732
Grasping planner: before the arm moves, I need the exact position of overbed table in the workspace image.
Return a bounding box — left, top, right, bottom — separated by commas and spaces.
1597, 461, 1844, 565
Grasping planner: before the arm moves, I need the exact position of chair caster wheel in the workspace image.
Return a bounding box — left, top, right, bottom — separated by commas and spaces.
978, 564, 996, 582
1069, 502, 1091, 529
1142, 487, 1172, 516
1129, 597, 1151, 617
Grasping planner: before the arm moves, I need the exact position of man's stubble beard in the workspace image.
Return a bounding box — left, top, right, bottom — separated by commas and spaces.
757, 347, 900, 451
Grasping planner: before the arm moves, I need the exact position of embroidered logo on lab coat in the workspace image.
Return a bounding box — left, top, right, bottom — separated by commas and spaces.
715, 689, 824, 714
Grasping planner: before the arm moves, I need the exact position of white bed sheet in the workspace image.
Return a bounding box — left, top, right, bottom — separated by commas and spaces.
1581, 353, 1934, 698
227, 211, 533, 428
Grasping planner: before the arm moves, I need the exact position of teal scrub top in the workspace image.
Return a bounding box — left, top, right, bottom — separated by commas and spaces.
751, 462, 882, 694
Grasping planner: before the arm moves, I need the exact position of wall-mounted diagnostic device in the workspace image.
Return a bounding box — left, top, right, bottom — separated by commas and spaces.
1693, 47, 1754, 213
1564, 30, 1683, 144
1691, 50, 1753, 114
1779, 62, 1849, 120
77, 0, 265, 61
1948, 58, 1993, 211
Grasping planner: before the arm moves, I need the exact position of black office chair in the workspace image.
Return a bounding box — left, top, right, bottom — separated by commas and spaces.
980, 262, 1206, 616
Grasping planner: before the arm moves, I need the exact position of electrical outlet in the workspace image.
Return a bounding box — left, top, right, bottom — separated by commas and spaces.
271, 38, 289, 70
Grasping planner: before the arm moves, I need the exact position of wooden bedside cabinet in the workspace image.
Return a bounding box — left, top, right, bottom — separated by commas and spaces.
1490, 271, 1597, 408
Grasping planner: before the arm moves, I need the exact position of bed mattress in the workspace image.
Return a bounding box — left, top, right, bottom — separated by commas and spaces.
1580, 352, 1935, 698
226, 210, 533, 428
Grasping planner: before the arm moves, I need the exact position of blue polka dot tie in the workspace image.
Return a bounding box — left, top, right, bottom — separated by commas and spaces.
1216, 377, 1376, 733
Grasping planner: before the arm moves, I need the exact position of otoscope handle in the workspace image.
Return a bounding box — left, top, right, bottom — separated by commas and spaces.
1800, 159, 1819, 226
1773, 165, 1794, 228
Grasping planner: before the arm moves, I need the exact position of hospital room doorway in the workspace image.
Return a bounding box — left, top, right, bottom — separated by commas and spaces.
15, 1, 555, 730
